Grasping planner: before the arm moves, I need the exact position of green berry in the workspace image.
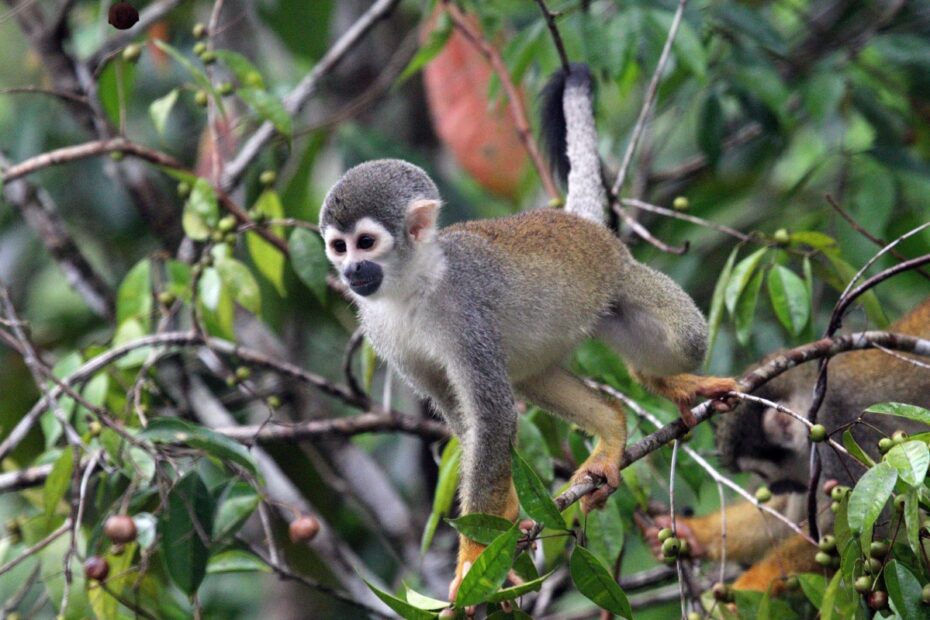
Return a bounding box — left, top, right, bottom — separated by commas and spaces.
219, 81, 234, 96
773, 228, 790, 244
194, 90, 209, 107
223, 232, 237, 245
878, 437, 894, 454
235, 366, 251, 381
218, 215, 237, 233
892, 430, 908, 444
177, 181, 192, 198
192, 23, 207, 39
870, 541, 889, 558
657, 527, 674, 542
830, 501, 840, 513
109, 151, 124, 162
211, 230, 225, 242
193, 41, 207, 56
266, 395, 281, 408
122, 43, 142, 63
818, 535, 836, 552
672, 196, 689, 211
259, 170, 277, 186
855, 576, 872, 593
157, 291, 176, 306
226, 375, 237, 387
863, 557, 882, 574
687, 613, 701, 620
201, 51, 216, 65
830, 485, 849, 502
661, 536, 681, 558
755, 486, 772, 503
922, 583, 930, 604
809, 424, 827, 442
88, 420, 103, 437
815, 551, 832, 566
894, 494, 907, 511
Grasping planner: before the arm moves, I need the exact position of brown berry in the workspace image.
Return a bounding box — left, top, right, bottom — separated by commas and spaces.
289, 515, 320, 543
518, 519, 535, 532
108, 2, 139, 30
822, 479, 839, 497
84, 556, 109, 580
104, 515, 137, 544
868, 590, 888, 610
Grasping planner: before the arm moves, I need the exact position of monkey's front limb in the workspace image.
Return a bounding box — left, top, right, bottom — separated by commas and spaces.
518, 367, 627, 513
731, 533, 819, 593
643, 497, 792, 564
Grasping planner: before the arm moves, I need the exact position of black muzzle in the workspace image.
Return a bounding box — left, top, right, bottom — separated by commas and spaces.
344, 261, 383, 296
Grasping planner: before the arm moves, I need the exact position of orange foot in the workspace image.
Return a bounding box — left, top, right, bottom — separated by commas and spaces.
643, 374, 740, 426
571, 450, 621, 513
449, 537, 484, 602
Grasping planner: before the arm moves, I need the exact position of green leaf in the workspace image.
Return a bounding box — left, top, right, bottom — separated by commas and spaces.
215, 256, 262, 314
140, 418, 258, 477
421, 438, 461, 554
213, 481, 261, 540
112, 318, 151, 368
517, 416, 553, 483
98, 57, 136, 127
487, 570, 553, 603
213, 50, 265, 89
511, 449, 564, 530
585, 494, 624, 566
885, 560, 930, 620
207, 549, 270, 574
706, 246, 739, 363
43, 448, 73, 519
159, 471, 214, 596
734, 268, 764, 346
842, 430, 876, 468
166, 259, 193, 302
569, 546, 632, 619
456, 525, 520, 607
238, 87, 292, 137
184, 178, 220, 241
246, 190, 286, 296
398, 12, 452, 84
791, 231, 839, 254
823, 254, 888, 327
116, 258, 152, 328
797, 573, 827, 607
724, 248, 767, 314
698, 91, 724, 166
404, 586, 449, 610
867, 402, 930, 426
904, 489, 922, 563
199, 267, 222, 310
149, 89, 179, 138
820, 570, 842, 620
289, 228, 329, 304
366, 581, 437, 620
847, 461, 897, 534
447, 513, 513, 546
767, 265, 810, 336
885, 440, 930, 487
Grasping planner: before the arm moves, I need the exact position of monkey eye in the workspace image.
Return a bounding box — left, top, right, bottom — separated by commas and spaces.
331, 239, 347, 254
357, 234, 376, 250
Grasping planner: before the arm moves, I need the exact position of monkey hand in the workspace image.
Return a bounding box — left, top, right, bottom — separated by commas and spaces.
570, 449, 622, 513
641, 513, 705, 560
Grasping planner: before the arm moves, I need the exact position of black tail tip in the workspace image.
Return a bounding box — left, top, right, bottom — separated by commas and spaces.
538, 64, 593, 185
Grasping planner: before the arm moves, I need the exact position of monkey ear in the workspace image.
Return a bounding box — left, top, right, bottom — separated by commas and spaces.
406, 199, 440, 243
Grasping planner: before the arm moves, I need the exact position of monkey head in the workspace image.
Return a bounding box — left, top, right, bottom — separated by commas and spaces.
319, 160, 442, 299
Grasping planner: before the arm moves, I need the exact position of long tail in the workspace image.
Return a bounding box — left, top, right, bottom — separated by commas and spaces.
539, 64, 608, 225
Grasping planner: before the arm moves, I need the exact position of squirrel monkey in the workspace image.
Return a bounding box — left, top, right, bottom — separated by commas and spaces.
646, 297, 930, 593
319, 66, 736, 599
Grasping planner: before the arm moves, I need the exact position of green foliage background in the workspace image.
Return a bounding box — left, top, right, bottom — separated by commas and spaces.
0, 0, 929, 618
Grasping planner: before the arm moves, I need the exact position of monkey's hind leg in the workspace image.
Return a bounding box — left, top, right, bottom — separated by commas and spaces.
635, 372, 739, 426
518, 367, 627, 513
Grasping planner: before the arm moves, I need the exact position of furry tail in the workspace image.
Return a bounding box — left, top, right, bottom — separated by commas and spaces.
538, 64, 607, 224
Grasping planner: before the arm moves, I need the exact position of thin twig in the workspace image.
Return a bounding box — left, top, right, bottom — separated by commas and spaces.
443, 1, 560, 201
622, 197, 752, 242
0, 519, 72, 577
825, 194, 930, 282
611, 0, 688, 196
533, 0, 570, 72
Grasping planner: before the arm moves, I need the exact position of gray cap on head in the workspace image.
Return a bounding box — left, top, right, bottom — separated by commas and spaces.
320, 159, 440, 238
